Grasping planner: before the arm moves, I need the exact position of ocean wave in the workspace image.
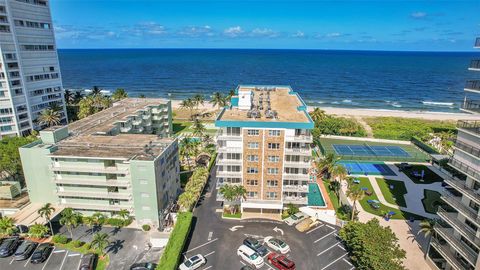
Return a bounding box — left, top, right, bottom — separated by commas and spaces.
342, 99, 352, 103
422, 101, 454, 106
391, 102, 402, 108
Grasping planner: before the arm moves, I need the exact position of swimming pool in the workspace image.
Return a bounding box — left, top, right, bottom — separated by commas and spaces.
340, 161, 396, 176
308, 183, 326, 207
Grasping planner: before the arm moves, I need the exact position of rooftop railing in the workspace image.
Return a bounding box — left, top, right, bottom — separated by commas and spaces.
457, 120, 480, 136
461, 99, 480, 114
437, 207, 480, 247
449, 158, 480, 180
441, 191, 480, 224
429, 237, 466, 270
433, 224, 478, 266
469, 60, 480, 70
454, 139, 480, 158
444, 177, 480, 204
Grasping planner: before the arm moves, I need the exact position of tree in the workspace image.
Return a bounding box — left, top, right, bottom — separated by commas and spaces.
112, 88, 128, 101
317, 153, 341, 179
219, 184, 246, 214
38, 107, 61, 127
38, 203, 55, 236
28, 223, 49, 239
59, 208, 82, 239
180, 137, 195, 170
309, 108, 326, 123
91, 232, 110, 257
192, 94, 205, 110
0, 216, 16, 236
418, 219, 436, 246
346, 186, 365, 221
330, 164, 347, 198
138, 94, 146, 98
177, 192, 196, 212
0, 136, 36, 185
210, 92, 226, 109
180, 98, 195, 120
92, 212, 106, 226
73, 91, 83, 104
339, 219, 406, 270
64, 89, 74, 104
90, 86, 102, 96
117, 209, 130, 223
286, 203, 299, 216
84, 216, 95, 232
191, 118, 206, 137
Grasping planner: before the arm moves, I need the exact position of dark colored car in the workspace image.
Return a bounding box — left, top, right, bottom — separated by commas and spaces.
79, 253, 97, 270
130, 262, 157, 270
240, 266, 255, 270
243, 237, 268, 257
267, 253, 296, 270
14, 240, 38, 261
0, 237, 21, 257
30, 243, 53, 264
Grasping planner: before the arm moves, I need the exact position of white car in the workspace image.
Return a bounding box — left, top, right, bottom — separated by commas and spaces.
284, 212, 307, 226
179, 254, 206, 270
264, 237, 290, 254
237, 245, 265, 269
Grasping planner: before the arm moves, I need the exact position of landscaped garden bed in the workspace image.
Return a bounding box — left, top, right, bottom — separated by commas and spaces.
375, 178, 408, 207
421, 189, 451, 214
395, 164, 444, 184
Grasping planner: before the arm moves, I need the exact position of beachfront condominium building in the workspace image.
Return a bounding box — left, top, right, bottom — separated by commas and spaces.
427, 38, 480, 270
19, 98, 179, 229
215, 85, 314, 217
0, 0, 66, 138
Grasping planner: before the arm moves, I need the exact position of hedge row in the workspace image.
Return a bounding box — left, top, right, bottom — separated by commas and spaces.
411, 136, 439, 155
157, 212, 193, 270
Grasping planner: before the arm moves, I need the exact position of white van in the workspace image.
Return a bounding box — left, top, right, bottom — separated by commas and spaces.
237, 245, 265, 269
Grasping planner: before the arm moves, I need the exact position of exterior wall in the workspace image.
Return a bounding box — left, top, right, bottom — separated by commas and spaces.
243, 128, 263, 200
262, 129, 284, 202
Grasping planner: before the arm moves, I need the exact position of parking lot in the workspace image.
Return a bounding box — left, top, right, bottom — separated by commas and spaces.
0, 245, 84, 270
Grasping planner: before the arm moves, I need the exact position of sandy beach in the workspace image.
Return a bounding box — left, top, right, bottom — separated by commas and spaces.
170, 99, 478, 121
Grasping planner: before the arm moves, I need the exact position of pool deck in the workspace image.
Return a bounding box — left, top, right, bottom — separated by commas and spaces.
314, 179, 334, 211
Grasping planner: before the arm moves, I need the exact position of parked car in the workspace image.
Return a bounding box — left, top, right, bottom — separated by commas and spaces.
178, 254, 206, 270
243, 237, 268, 257
14, 240, 38, 261
240, 266, 255, 270
267, 252, 296, 270
30, 243, 53, 264
0, 237, 21, 257
237, 245, 264, 269
79, 253, 97, 270
284, 212, 306, 226
130, 262, 157, 270
264, 237, 290, 254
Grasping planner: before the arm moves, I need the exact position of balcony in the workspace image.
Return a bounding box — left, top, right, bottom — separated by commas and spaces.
461, 99, 480, 114
283, 196, 307, 204
284, 161, 311, 168
285, 134, 313, 143
437, 208, 480, 248
283, 173, 310, 180
444, 178, 480, 204
216, 158, 242, 166
469, 60, 480, 71
217, 146, 242, 153
216, 131, 242, 141
430, 237, 471, 270
132, 118, 142, 125
283, 185, 308, 192
465, 80, 480, 93
454, 139, 480, 158
216, 170, 241, 178
441, 192, 480, 225
449, 158, 480, 181
434, 224, 478, 266
142, 114, 151, 120
61, 203, 133, 212
53, 177, 130, 188
285, 147, 311, 155
57, 190, 132, 200
51, 165, 129, 174
457, 120, 480, 137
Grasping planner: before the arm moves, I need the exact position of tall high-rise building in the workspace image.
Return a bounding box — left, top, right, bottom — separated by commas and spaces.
0, 0, 66, 138
427, 38, 480, 270
215, 85, 316, 218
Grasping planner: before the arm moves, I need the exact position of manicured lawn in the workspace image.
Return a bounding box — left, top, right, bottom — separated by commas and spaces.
354, 177, 424, 220
53, 242, 109, 270
395, 164, 444, 184
375, 178, 408, 207
321, 180, 350, 221
223, 212, 242, 219
172, 121, 192, 135
422, 189, 448, 214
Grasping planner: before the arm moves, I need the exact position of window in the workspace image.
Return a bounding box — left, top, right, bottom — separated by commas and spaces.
248, 142, 259, 149
267, 156, 280, 162
247, 155, 259, 162
247, 167, 258, 174
246, 180, 258, 186
266, 192, 278, 199
247, 192, 258, 198
267, 180, 278, 187
268, 143, 280, 149
226, 153, 241, 160
247, 129, 259, 136
0, 125, 12, 132
267, 168, 279, 175
269, 130, 281, 136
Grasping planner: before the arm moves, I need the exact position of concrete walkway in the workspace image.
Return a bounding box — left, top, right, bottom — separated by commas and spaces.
354, 116, 374, 138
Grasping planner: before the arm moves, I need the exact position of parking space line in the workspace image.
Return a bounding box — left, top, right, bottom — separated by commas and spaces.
343, 258, 353, 266
25, 244, 40, 267
9, 258, 14, 264
319, 253, 347, 270
314, 231, 336, 243
239, 261, 246, 265
316, 243, 339, 256
68, 253, 80, 257
204, 251, 215, 257
76, 255, 83, 270
306, 224, 324, 234
41, 246, 55, 270
203, 266, 212, 270
326, 224, 335, 230
338, 244, 346, 251
53, 249, 66, 253
207, 232, 213, 241
59, 250, 69, 270
349, 267, 354, 270
186, 238, 218, 253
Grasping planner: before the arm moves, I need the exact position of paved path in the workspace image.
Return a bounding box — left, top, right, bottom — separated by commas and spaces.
354, 116, 374, 138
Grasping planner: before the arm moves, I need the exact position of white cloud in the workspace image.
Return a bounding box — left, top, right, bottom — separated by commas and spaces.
326, 32, 342, 38
224, 26, 244, 37
292, 31, 305, 38
250, 28, 279, 38
410, 12, 427, 19
179, 25, 214, 37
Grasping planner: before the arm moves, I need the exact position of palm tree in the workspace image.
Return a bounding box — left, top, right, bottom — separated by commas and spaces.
346, 187, 365, 221
202, 134, 213, 146
91, 232, 110, 257
192, 94, 205, 110
180, 137, 195, 170
90, 86, 102, 96
219, 184, 244, 214
38, 108, 61, 127
112, 88, 128, 101
0, 216, 16, 236
309, 108, 326, 122
228, 89, 236, 97
210, 92, 226, 109
59, 208, 81, 239
117, 209, 130, 223
178, 192, 196, 211
64, 90, 74, 104
28, 223, 49, 239
418, 219, 436, 243
38, 203, 55, 236
84, 216, 95, 232
92, 212, 106, 226
329, 180, 341, 204
191, 118, 206, 137
180, 98, 195, 120
73, 91, 83, 104
330, 164, 348, 191
317, 153, 341, 179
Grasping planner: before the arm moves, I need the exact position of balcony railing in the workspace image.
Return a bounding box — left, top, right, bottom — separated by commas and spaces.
216, 170, 241, 178
430, 238, 466, 270
283, 196, 307, 204
283, 161, 311, 168
57, 190, 132, 200
53, 177, 130, 188
285, 135, 313, 142
285, 147, 311, 155
283, 173, 310, 180
217, 146, 242, 153
461, 99, 480, 114
465, 80, 480, 92
61, 203, 133, 212
470, 60, 480, 70
437, 207, 480, 247
216, 158, 242, 165
434, 224, 478, 265
444, 178, 480, 204
441, 192, 480, 225
283, 185, 308, 192
454, 139, 480, 158
50, 165, 129, 174
216, 131, 242, 141
457, 120, 480, 136
475, 38, 480, 48
449, 158, 480, 181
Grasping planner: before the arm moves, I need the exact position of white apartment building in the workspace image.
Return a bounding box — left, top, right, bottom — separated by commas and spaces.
0, 0, 66, 138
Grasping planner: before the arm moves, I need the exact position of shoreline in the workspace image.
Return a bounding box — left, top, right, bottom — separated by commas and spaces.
169, 99, 478, 121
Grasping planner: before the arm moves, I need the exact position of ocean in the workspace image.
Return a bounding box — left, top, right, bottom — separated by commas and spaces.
57, 49, 476, 112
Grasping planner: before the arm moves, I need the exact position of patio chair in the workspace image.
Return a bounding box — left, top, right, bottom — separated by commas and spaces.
370, 203, 380, 210
365, 191, 373, 196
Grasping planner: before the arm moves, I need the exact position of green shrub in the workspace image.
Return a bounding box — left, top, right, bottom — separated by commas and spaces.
365, 117, 456, 140
52, 234, 68, 244
157, 212, 193, 270
71, 240, 83, 248
83, 242, 91, 250
312, 115, 366, 137
142, 224, 151, 231
106, 218, 124, 227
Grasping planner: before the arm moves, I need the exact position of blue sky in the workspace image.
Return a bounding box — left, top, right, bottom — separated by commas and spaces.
51, 0, 480, 51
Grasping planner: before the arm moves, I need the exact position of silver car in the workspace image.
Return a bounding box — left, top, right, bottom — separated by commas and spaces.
284, 212, 307, 226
